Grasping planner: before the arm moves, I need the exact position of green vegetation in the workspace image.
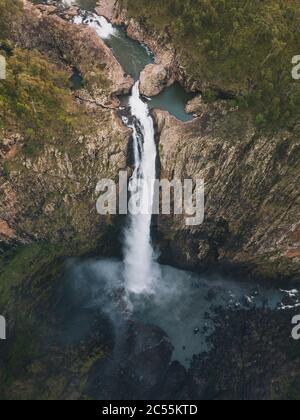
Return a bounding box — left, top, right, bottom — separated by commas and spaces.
0, 243, 64, 307
0, 0, 22, 39
0, 48, 88, 156
0, 0, 98, 156
0, 244, 106, 400
121, 0, 300, 128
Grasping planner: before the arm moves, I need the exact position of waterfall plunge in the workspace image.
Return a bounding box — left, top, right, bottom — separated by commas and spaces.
74, 12, 159, 294
124, 82, 160, 294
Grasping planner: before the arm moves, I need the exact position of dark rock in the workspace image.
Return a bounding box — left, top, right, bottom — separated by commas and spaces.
85, 320, 175, 400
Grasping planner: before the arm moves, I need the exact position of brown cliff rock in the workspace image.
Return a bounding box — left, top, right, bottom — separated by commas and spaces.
140, 63, 168, 97
154, 107, 300, 282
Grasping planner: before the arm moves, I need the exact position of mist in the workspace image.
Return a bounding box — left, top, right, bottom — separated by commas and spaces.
58, 258, 284, 368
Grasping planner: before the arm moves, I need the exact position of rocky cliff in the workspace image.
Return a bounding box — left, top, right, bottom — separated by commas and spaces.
0, 0, 299, 401
0, 0, 133, 398
0, 0, 133, 256
155, 107, 300, 283
96, 0, 300, 283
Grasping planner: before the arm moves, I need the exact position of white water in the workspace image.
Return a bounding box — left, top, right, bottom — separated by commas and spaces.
73, 11, 159, 294
74, 14, 116, 39
124, 82, 160, 294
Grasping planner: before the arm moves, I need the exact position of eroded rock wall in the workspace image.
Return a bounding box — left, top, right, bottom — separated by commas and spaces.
95, 0, 300, 282
154, 106, 300, 282
0, 1, 133, 255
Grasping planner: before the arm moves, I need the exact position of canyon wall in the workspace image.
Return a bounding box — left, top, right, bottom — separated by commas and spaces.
0, 0, 133, 256
97, 0, 300, 283
1, 0, 299, 282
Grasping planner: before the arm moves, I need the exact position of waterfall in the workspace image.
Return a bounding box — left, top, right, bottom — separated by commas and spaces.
124, 81, 160, 294
74, 11, 159, 294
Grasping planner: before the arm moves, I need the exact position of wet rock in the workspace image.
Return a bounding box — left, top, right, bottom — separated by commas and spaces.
207, 288, 218, 302
244, 296, 254, 307
188, 308, 300, 400
159, 361, 188, 400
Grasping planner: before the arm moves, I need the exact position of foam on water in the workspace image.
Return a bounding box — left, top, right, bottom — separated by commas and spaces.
74, 14, 116, 39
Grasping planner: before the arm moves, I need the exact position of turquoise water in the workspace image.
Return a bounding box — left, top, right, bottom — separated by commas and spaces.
105, 27, 195, 121
105, 27, 154, 81
148, 82, 195, 122
70, 71, 84, 89
74, 5, 195, 121
42, 0, 195, 120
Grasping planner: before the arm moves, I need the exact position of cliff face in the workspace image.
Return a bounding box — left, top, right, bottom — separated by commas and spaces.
1, 0, 299, 280
154, 107, 300, 282
0, 0, 299, 402
97, 0, 300, 282
0, 1, 133, 256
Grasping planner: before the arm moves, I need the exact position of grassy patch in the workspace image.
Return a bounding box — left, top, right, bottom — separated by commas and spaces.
0, 243, 64, 308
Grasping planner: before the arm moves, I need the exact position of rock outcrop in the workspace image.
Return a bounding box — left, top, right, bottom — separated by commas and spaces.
140, 63, 168, 97
21, 1, 134, 100
86, 321, 174, 400
185, 95, 204, 115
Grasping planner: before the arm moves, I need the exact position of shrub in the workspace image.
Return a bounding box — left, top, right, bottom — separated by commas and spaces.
0, 49, 84, 155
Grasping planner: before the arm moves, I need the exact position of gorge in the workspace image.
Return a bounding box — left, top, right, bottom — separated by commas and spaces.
0, 0, 300, 401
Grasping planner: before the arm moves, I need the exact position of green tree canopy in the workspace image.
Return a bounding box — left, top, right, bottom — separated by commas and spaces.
121, 0, 300, 128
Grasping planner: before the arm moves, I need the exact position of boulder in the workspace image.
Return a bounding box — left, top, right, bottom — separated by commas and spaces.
140, 63, 168, 97
185, 95, 204, 115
